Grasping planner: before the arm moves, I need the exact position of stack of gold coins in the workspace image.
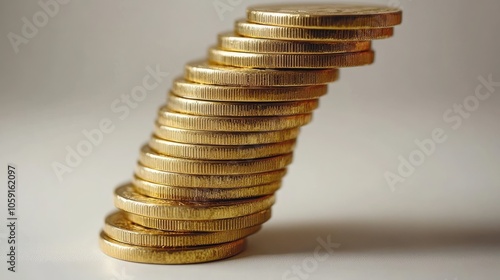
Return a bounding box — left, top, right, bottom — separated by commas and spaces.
99, 3, 402, 264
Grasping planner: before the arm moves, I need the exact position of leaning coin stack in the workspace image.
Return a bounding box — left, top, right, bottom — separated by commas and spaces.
99, 3, 402, 264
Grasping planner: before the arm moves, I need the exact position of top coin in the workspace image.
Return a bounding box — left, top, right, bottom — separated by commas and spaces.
247, 4, 402, 29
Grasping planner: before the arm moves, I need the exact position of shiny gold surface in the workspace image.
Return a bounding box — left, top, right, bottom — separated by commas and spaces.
236, 20, 394, 41
247, 4, 402, 29
104, 211, 261, 247
99, 3, 403, 264
125, 209, 271, 232
154, 124, 300, 145
114, 184, 276, 220
149, 136, 296, 160
185, 60, 339, 86
172, 79, 328, 102
138, 145, 293, 175
132, 177, 281, 201
218, 32, 371, 54
167, 94, 319, 116
99, 231, 246, 264
157, 109, 312, 132
209, 47, 375, 68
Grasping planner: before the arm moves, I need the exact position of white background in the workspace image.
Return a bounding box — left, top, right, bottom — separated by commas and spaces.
1, 0, 500, 279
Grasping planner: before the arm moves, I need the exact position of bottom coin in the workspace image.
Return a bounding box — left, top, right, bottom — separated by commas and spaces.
99, 231, 246, 264
104, 211, 261, 247
125, 209, 271, 232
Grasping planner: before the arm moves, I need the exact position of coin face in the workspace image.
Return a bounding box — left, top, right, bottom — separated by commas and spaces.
249, 4, 401, 16
247, 4, 402, 29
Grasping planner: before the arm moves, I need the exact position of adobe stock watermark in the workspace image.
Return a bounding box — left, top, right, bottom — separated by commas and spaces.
213, 0, 245, 21
51, 65, 169, 182
7, 0, 70, 54
282, 235, 340, 280
385, 74, 499, 191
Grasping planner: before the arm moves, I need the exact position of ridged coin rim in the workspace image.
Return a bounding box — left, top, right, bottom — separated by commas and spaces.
99, 231, 246, 264
103, 211, 262, 247
149, 136, 297, 160
132, 176, 281, 200
114, 184, 276, 220
125, 209, 272, 232
236, 20, 394, 41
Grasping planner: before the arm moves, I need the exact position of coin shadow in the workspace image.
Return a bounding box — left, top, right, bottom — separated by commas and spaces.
237, 220, 500, 257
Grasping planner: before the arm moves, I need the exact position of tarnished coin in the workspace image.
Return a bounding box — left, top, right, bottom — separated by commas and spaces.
132, 176, 281, 201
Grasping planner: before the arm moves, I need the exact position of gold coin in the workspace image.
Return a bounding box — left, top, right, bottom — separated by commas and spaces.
114, 184, 276, 220
99, 231, 246, 264
135, 164, 287, 188
158, 109, 312, 132
209, 47, 374, 68
167, 94, 319, 117
139, 145, 293, 175
149, 136, 296, 160
218, 32, 372, 54
125, 209, 271, 232
154, 123, 300, 145
103, 211, 261, 247
236, 20, 394, 41
185, 60, 339, 86
172, 78, 328, 102
246, 4, 402, 29
133, 177, 281, 201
